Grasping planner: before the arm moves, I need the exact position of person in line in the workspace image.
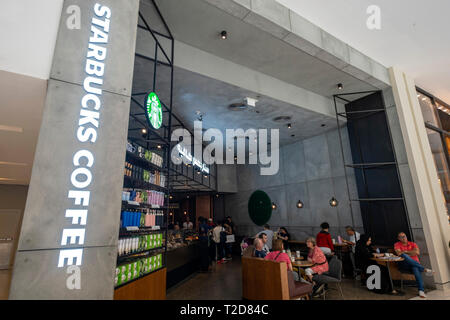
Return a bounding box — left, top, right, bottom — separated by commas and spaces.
223, 220, 233, 260
212, 220, 227, 264
225, 216, 235, 234
258, 232, 270, 255
304, 237, 329, 283
253, 237, 267, 258
198, 217, 212, 272
255, 224, 274, 250
183, 216, 193, 230
277, 227, 290, 250
265, 239, 306, 282
355, 234, 396, 294
316, 222, 334, 255
394, 232, 434, 298
207, 218, 215, 228
343, 226, 360, 277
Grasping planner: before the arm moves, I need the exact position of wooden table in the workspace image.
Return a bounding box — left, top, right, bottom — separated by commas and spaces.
292, 260, 314, 279
371, 256, 404, 293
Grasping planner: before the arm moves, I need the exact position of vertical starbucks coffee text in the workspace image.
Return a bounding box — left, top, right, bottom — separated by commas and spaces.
57, 3, 111, 268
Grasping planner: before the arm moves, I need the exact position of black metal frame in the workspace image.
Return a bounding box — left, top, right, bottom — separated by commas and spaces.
333, 90, 414, 241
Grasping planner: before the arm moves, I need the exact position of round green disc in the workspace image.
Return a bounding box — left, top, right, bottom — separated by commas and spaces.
248, 190, 272, 226
146, 92, 163, 129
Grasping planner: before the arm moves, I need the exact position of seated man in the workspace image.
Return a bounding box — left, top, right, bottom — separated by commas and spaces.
394, 232, 434, 298
258, 233, 270, 255
253, 237, 267, 258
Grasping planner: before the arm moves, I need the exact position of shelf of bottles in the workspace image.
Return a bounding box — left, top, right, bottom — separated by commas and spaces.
114, 141, 168, 289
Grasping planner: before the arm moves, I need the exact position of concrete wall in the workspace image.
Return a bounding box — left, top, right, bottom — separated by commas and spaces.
0, 185, 28, 299
388, 67, 450, 290
223, 128, 363, 241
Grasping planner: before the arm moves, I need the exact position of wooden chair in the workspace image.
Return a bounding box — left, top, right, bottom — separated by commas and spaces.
241, 256, 312, 300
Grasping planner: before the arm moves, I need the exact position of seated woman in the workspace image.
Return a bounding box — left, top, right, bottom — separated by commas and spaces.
304, 237, 329, 283
277, 227, 290, 250
265, 239, 303, 282
315, 222, 334, 255
355, 234, 395, 294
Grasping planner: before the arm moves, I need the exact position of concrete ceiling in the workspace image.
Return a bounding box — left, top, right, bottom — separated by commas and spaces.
129, 58, 339, 150
149, 0, 377, 99
277, 0, 450, 103
0, 70, 46, 185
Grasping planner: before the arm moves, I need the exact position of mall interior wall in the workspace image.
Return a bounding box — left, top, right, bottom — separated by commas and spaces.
223, 128, 364, 240
389, 67, 450, 290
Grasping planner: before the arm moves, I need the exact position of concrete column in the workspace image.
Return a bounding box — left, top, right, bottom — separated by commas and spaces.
9, 0, 139, 299
389, 67, 450, 290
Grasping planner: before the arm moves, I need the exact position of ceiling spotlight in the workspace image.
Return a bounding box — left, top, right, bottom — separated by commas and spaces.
216, 194, 219, 198
141, 128, 147, 134
204, 174, 208, 178
184, 211, 187, 215
157, 145, 162, 149
272, 202, 277, 210
197, 170, 201, 174
287, 123, 292, 129
337, 83, 343, 90
187, 195, 190, 199
234, 156, 237, 161
297, 200, 304, 209
220, 30, 227, 40
170, 212, 173, 216
169, 195, 173, 199
329, 197, 338, 207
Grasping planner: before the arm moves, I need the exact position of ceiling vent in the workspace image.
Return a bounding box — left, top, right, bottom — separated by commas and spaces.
228, 102, 248, 111
272, 116, 292, 123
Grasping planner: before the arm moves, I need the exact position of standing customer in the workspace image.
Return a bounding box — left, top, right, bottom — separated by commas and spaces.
394, 232, 434, 298
183, 216, 193, 230
225, 216, 235, 234
255, 224, 274, 250
198, 217, 211, 272
212, 220, 226, 264
343, 226, 360, 277
304, 237, 329, 283
277, 227, 290, 250
316, 222, 334, 255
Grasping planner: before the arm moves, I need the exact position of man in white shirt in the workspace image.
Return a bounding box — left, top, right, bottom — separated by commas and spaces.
255, 224, 274, 250
344, 226, 360, 277
183, 216, 193, 230
212, 221, 226, 263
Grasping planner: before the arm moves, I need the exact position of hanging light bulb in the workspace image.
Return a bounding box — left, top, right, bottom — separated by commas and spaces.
297, 200, 304, 208
272, 202, 277, 210
329, 197, 338, 207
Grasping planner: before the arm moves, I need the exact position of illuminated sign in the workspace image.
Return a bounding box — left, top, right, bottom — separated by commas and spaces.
58, 3, 111, 268
176, 144, 209, 174
146, 92, 163, 129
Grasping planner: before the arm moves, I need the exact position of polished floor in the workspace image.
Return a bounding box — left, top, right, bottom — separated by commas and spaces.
166, 256, 435, 300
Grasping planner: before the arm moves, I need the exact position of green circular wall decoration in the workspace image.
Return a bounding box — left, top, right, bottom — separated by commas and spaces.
248, 190, 272, 226
146, 92, 163, 129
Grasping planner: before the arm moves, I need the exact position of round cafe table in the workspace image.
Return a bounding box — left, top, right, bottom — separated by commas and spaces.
292, 260, 314, 280
370, 256, 405, 294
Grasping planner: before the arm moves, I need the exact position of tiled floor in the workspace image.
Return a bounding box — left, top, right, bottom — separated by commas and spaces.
166, 256, 432, 300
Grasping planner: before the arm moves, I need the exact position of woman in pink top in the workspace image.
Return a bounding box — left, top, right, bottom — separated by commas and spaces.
265, 239, 304, 282
305, 237, 329, 283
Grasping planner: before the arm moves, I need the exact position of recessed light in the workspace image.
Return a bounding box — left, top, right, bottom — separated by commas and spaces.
0, 125, 23, 133
220, 30, 227, 39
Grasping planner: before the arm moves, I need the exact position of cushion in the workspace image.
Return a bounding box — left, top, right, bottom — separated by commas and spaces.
287, 271, 312, 298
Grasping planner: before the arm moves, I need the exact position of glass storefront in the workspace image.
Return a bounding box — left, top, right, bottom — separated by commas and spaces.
417, 89, 450, 223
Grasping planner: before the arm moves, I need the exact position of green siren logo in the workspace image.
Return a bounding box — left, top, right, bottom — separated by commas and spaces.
146, 92, 163, 129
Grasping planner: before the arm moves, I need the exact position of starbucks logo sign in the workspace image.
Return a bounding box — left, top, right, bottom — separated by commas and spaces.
146, 92, 163, 129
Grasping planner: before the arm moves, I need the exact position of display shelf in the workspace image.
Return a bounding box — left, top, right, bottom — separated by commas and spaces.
114, 265, 166, 290
119, 226, 166, 237
121, 200, 169, 210
123, 175, 167, 191
117, 246, 165, 264
125, 150, 167, 173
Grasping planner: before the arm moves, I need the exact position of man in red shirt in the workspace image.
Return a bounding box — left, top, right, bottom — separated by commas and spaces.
394, 232, 433, 298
